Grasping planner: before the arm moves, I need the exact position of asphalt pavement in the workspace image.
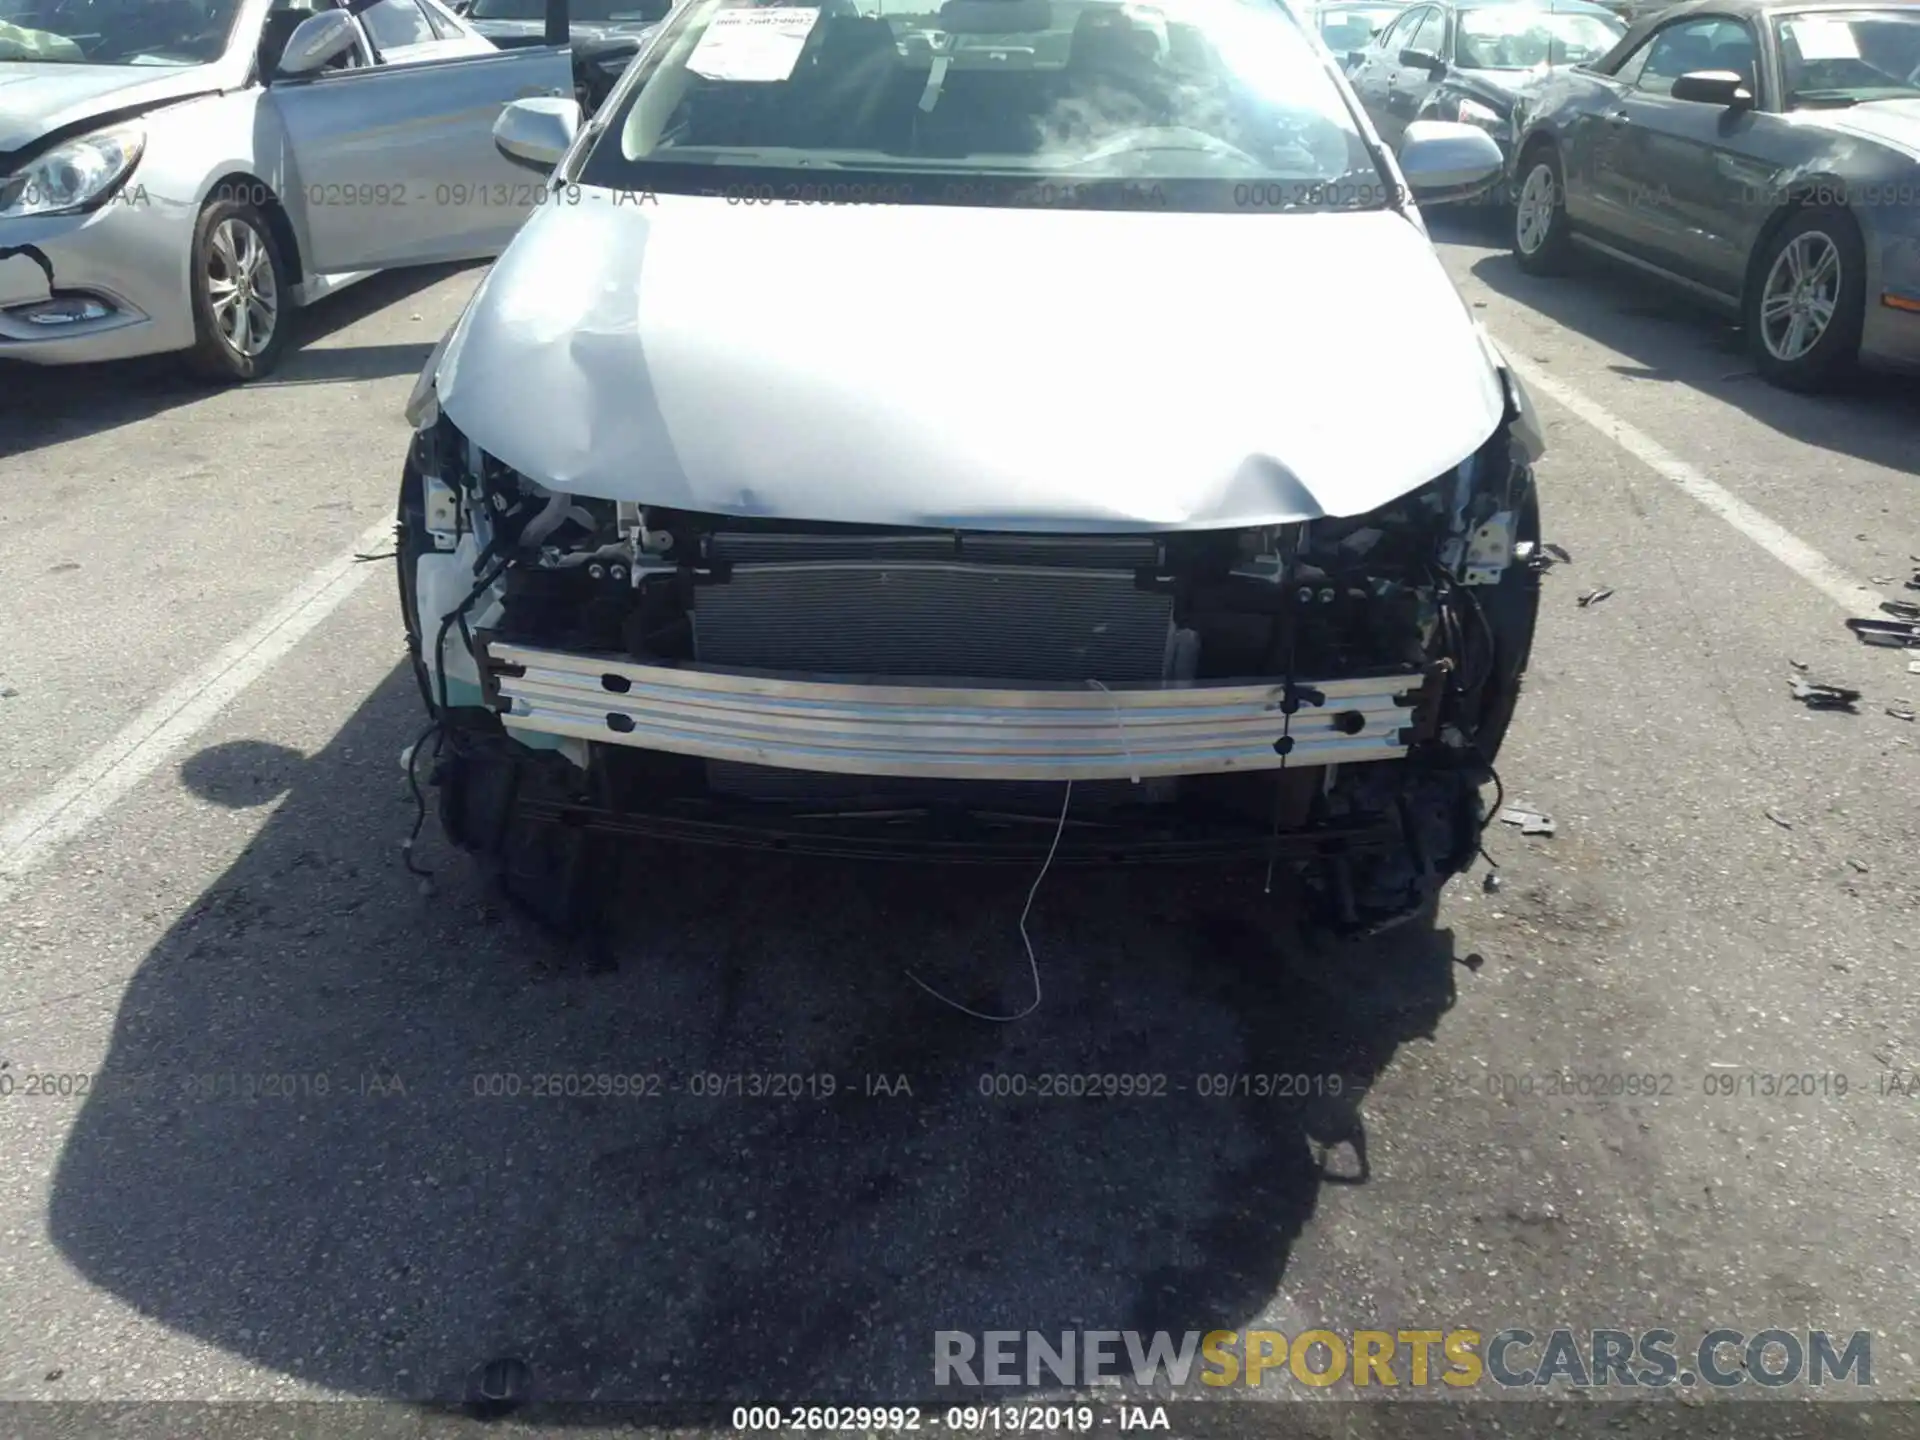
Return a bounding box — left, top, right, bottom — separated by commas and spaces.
1, 210, 1918, 1439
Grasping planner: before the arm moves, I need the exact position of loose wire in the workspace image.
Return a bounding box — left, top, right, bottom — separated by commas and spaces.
908, 779, 1072, 1023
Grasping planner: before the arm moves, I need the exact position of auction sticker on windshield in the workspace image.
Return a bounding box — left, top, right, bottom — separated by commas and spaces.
686, 5, 822, 81
1784, 17, 1860, 59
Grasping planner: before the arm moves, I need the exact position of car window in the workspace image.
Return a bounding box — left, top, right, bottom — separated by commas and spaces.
361, 0, 438, 50
417, 0, 467, 37
1775, 9, 1920, 106
0, 0, 244, 64
1318, 6, 1400, 52
470, 0, 674, 19
1635, 15, 1754, 95
1453, 4, 1621, 67
1608, 30, 1653, 81
581, 0, 1393, 214
1405, 4, 1444, 53
1374, 5, 1423, 48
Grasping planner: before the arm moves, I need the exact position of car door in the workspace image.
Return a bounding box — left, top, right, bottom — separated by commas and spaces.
1588, 14, 1783, 283
1350, 7, 1424, 124
267, 0, 574, 275
1380, 2, 1448, 140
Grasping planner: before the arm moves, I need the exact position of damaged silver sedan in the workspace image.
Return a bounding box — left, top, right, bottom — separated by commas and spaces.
397, 0, 1546, 938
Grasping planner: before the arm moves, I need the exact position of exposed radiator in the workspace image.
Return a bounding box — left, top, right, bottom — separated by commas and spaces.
690, 561, 1174, 684
690, 540, 1177, 804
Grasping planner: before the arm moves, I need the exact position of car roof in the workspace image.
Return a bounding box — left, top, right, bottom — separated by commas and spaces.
1599, 0, 1920, 57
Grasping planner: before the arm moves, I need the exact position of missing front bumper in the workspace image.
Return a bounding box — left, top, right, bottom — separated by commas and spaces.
478, 639, 1430, 783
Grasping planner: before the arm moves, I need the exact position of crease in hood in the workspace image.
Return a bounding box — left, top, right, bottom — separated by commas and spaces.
436, 193, 1507, 532
0, 61, 223, 152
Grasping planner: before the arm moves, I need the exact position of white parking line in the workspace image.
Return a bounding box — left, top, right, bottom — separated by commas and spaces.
1505, 355, 1889, 618
0, 516, 396, 887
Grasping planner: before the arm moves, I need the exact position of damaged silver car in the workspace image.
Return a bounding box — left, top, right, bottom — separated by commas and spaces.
397, 0, 1546, 938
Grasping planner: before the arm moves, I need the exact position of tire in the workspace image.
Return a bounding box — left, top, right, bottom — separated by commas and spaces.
184, 196, 292, 382
1467, 478, 1541, 765
1744, 207, 1865, 393
1511, 144, 1573, 276
396, 456, 438, 714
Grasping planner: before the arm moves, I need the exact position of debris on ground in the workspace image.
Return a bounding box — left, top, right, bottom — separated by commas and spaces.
1789, 677, 1862, 710
1882, 599, 1920, 620
1483, 870, 1503, 893
1909, 659, 1920, 675
1765, 809, 1793, 829
1848, 858, 1870, 873
1544, 543, 1572, 564
1849, 616, 1920, 648
1577, 587, 1614, 608
1889, 702, 1916, 723
1498, 806, 1557, 836
1908, 571, 1920, 591
1789, 658, 1809, 671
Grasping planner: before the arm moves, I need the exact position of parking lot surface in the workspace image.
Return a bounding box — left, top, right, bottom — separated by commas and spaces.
2, 214, 1918, 1437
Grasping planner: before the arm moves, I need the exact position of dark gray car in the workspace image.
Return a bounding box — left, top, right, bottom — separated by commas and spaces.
1508, 0, 1920, 389
1347, 0, 1624, 151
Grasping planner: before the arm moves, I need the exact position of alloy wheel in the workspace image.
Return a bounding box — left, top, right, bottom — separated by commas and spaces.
1759, 230, 1840, 363
1514, 163, 1556, 255
205, 217, 279, 359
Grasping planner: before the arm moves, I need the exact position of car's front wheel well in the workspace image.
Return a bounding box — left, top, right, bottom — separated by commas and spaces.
1742, 191, 1858, 305
1514, 131, 1557, 171
201, 171, 305, 291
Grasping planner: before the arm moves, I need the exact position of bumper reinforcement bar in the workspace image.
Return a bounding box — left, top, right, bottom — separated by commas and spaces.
480, 640, 1427, 783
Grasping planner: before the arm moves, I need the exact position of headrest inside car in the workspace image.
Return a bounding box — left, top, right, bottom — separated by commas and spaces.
937, 0, 1052, 34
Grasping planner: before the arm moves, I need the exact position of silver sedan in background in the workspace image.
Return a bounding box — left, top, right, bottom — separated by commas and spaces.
0, 0, 572, 378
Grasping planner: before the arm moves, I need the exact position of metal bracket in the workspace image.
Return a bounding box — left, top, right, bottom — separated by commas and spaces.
1460, 509, 1514, 586
423, 474, 461, 551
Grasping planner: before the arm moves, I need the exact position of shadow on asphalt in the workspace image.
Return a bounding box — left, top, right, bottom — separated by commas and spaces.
1424, 208, 1920, 476
48, 665, 1464, 1408
0, 263, 476, 461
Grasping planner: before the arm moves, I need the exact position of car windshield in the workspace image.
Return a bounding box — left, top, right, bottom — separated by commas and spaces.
1453, 5, 1622, 67
470, 0, 669, 21
1316, 4, 1398, 50
577, 0, 1388, 211
1775, 9, 1920, 105
0, 0, 242, 62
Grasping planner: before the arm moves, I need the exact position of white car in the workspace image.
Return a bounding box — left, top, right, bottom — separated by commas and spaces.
398, 0, 1544, 941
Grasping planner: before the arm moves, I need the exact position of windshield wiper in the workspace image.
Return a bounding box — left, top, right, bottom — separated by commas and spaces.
1789, 90, 1862, 107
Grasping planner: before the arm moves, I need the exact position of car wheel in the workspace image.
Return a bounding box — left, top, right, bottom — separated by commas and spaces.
184, 197, 291, 382
1511, 145, 1572, 275
1745, 207, 1865, 393
1467, 479, 1541, 765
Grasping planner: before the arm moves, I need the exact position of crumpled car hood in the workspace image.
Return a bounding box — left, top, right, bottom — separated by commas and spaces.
0, 62, 217, 152
436, 194, 1505, 531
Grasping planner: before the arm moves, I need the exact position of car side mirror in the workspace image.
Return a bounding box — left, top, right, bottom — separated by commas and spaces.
1670, 69, 1753, 107
494, 96, 582, 172
277, 10, 358, 75
1397, 118, 1505, 202
1400, 46, 1446, 75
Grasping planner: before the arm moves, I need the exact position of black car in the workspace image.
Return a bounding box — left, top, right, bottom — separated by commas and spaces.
1507, 0, 1920, 389
1347, 0, 1625, 159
